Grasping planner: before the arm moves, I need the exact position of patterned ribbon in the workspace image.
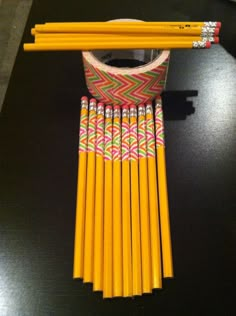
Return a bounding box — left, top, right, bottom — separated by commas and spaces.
96, 115, 104, 157
122, 118, 129, 161
155, 106, 165, 147
146, 113, 156, 158
104, 118, 113, 161
87, 109, 97, 153
79, 108, 88, 153
113, 118, 121, 161
138, 114, 147, 159
130, 119, 138, 161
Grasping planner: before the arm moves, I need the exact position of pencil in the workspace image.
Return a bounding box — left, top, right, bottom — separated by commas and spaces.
83, 98, 97, 283
73, 96, 89, 279
122, 105, 132, 297
129, 105, 142, 296
34, 35, 219, 44
24, 40, 211, 51
138, 104, 152, 294
146, 103, 162, 289
93, 102, 105, 291
103, 105, 113, 298
112, 105, 123, 297
155, 96, 173, 278
34, 24, 218, 35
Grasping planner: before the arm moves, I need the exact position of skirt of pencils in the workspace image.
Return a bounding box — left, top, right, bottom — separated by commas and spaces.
74, 96, 173, 298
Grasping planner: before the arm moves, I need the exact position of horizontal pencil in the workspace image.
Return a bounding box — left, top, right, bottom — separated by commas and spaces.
24, 41, 211, 51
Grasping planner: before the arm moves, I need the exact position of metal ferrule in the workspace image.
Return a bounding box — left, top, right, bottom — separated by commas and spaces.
201, 26, 216, 33
81, 100, 88, 109
122, 108, 129, 118
105, 107, 112, 118
204, 22, 217, 27
202, 36, 214, 43
97, 106, 104, 116
192, 41, 208, 48
130, 108, 137, 118
89, 101, 96, 111
138, 107, 145, 117
146, 104, 153, 115
155, 101, 162, 108
113, 108, 121, 118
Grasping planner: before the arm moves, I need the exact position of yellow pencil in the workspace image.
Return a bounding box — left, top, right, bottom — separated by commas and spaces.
42, 21, 221, 28
138, 104, 152, 294
93, 102, 105, 291
24, 40, 211, 51
146, 103, 162, 289
34, 35, 218, 44
73, 97, 89, 278
155, 96, 173, 278
122, 105, 132, 297
103, 105, 113, 298
34, 24, 218, 35
112, 105, 123, 297
83, 98, 97, 283
129, 105, 142, 296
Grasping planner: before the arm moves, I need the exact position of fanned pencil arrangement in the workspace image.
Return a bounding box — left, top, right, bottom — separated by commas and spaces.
24, 21, 221, 51
74, 96, 173, 297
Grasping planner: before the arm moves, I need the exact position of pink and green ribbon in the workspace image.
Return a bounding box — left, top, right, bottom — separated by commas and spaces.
122, 119, 129, 161
138, 114, 147, 159
96, 115, 104, 157
87, 109, 97, 153
105, 118, 113, 161
146, 114, 156, 158
113, 119, 121, 161
155, 106, 165, 147
130, 120, 138, 161
79, 109, 88, 153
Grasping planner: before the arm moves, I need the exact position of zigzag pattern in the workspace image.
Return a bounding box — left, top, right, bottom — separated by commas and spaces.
122, 119, 129, 161
155, 107, 165, 146
87, 111, 97, 152
96, 115, 104, 157
129, 119, 138, 161
104, 119, 113, 161
112, 119, 121, 161
83, 57, 169, 105
138, 116, 147, 159
146, 114, 155, 158
79, 109, 88, 153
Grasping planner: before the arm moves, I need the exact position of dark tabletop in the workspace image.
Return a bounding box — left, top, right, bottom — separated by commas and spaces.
0, 0, 236, 315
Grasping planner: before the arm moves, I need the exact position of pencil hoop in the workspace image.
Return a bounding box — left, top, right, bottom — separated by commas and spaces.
82, 19, 170, 106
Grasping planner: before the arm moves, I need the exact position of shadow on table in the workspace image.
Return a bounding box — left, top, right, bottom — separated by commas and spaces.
161, 90, 198, 120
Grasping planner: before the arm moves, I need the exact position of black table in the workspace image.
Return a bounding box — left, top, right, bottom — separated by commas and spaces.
0, 1, 235, 315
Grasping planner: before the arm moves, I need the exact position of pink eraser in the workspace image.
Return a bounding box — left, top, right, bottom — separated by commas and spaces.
205, 41, 211, 49
122, 105, 129, 109
216, 22, 221, 28
130, 104, 136, 109
106, 105, 112, 110
90, 98, 96, 103
114, 105, 120, 109
97, 102, 104, 107
81, 96, 88, 101
214, 28, 220, 36
214, 37, 220, 44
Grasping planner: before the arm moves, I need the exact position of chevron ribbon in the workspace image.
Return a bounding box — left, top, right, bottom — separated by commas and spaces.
87, 110, 97, 153
83, 57, 169, 106
146, 113, 156, 158
96, 115, 104, 157
155, 107, 165, 147
79, 108, 88, 153
113, 119, 121, 161
138, 115, 147, 159
130, 120, 138, 161
104, 118, 113, 161
122, 119, 129, 161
